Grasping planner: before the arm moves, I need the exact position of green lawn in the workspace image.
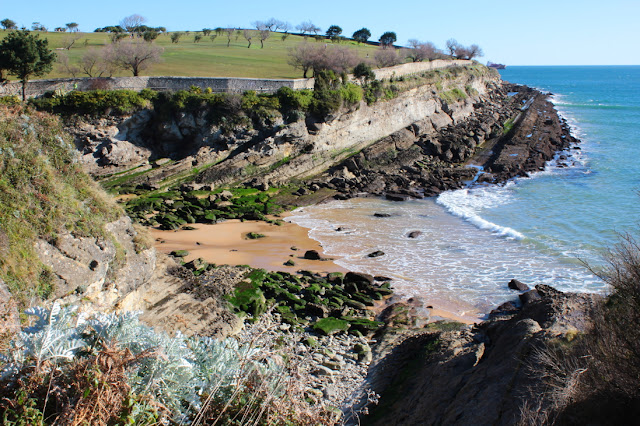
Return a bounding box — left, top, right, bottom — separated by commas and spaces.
0, 30, 380, 79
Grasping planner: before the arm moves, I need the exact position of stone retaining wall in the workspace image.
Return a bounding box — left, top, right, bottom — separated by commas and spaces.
0, 59, 474, 99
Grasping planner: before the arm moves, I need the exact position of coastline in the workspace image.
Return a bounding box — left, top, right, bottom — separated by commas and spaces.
152, 214, 479, 324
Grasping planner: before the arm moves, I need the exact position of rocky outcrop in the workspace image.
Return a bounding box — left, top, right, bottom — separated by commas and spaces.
350, 285, 599, 425
34, 216, 156, 310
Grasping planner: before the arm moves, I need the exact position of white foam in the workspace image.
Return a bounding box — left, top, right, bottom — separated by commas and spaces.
436, 187, 526, 240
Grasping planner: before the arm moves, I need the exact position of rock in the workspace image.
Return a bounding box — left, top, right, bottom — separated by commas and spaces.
385, 193, 409, 202
344, 272, 375, 286
304, 250, 322, 260
508, 279, 530, 292
407, 231, 422, 238
170, 250, 190, 258
374, 212, 392, 218
218, 190, 233, 201
313, 365, 336, 376
368, 250, 385, 258
519, 289, 541, 305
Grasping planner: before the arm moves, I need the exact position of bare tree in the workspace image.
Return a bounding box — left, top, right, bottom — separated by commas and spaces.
61, 33, 82, 50
243, 29, 254, 48
405, 40, 439, 62
297, 21, 321, 35
224, 28, 234, 47
259, 30, 270, 48
288, 43, 359, 77
56, 52, 80, 77
445, 38, 459, 57
81, 48, 114, 77
278, 21, 292, 33
120, 14, 146, 34
105, 40, 163, 76
288, 42, 320, 78
374, 47, 402, 68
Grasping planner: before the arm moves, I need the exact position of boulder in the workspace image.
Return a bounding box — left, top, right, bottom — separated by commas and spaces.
304, 250, 322, 260
368, 250, 385, 258
407, 231, 422, 238
508, 279, 530, 292
519, 289, 541, 305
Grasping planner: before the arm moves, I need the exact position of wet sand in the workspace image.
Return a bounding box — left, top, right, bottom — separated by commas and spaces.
152, 217, 348, 274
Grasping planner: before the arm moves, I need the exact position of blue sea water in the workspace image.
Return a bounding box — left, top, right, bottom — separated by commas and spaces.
289, 66, 640, 319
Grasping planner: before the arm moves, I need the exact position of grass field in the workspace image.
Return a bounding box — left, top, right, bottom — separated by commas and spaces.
0, 30, 380, 79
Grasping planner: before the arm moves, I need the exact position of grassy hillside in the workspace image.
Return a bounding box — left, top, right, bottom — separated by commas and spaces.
0, 30, 379, 79
0, 105, 121, 305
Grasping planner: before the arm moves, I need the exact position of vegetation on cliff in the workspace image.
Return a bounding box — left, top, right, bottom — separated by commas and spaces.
0, 105, 121, 305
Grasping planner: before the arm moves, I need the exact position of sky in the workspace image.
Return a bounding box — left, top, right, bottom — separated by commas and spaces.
3, 0, 639, 65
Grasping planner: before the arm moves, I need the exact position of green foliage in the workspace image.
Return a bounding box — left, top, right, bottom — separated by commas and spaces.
29, 89, 153, 116
379, 31, 397, 47
339, 83, 363, 105
352, 28, 371, 44
353, 62, 375, 83
0, 29, 56, 99
0, 106, 120, 305
0, 95, 20, 106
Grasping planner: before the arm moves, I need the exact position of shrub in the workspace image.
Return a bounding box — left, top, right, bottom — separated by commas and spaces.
29, 89, 151, 116
0, 304, 320, 424
339, 83, 363, 105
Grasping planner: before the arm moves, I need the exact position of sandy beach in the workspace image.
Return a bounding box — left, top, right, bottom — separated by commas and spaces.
152, 215, 477, 324
152, 216, 348, 274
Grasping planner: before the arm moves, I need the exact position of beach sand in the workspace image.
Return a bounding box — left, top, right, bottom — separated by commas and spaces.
152, 216, 348, 274
152, 216, 475, 324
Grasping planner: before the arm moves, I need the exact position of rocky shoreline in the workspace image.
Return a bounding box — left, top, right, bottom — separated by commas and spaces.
1, 68, 592, 424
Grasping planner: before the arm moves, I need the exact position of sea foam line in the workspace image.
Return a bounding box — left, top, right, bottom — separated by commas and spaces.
436, 188, 525, 240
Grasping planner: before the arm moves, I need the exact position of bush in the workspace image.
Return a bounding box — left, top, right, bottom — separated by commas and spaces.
339, 83, 363, 105
29, 89, 152, 116
0, 304, 334, 424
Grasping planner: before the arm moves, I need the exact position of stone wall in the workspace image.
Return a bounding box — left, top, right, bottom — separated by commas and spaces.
0, 76, 315, 99
372, 59, 474, 80
0, 59, 474, 99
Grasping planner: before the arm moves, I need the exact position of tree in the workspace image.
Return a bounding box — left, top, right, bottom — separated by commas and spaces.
288, 42, 319, 78
143, 30, 159, 42
259, 30, 270, 48
353, 62, 375, 84
1, 19, 17, 30
65, 22, 79, 32
120, 14, 146, 34
170, 32, 183, 43
243, 30, 254, 48
80, 48, 114, 77
224, 28, 234, 47
61, 33, 82, 50
105, 40, 162, 76
31, 22, 46, 32
297, 21, 320, 35
326, 25, 342, 39
374, 47, 401, 67
352, 28, 371, 44
202, 28, 212, 36
193, 33, 203, 43
445, 38, 459, 57
405, 39, 439, 62
278, 21, 292, 33
0, 30, 56, 100
379, 32, 397, 49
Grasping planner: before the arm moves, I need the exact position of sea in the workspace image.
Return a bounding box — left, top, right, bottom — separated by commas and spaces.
288, 66, 640, 320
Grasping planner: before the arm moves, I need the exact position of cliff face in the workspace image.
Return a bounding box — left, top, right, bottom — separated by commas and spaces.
65, 66, 505, 192
353, 286, 599, 426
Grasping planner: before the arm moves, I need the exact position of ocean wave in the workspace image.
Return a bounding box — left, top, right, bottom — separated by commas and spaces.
436, 187, 525, 240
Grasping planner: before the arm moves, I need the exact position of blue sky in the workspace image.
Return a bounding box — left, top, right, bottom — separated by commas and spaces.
4, 0, 638, 65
